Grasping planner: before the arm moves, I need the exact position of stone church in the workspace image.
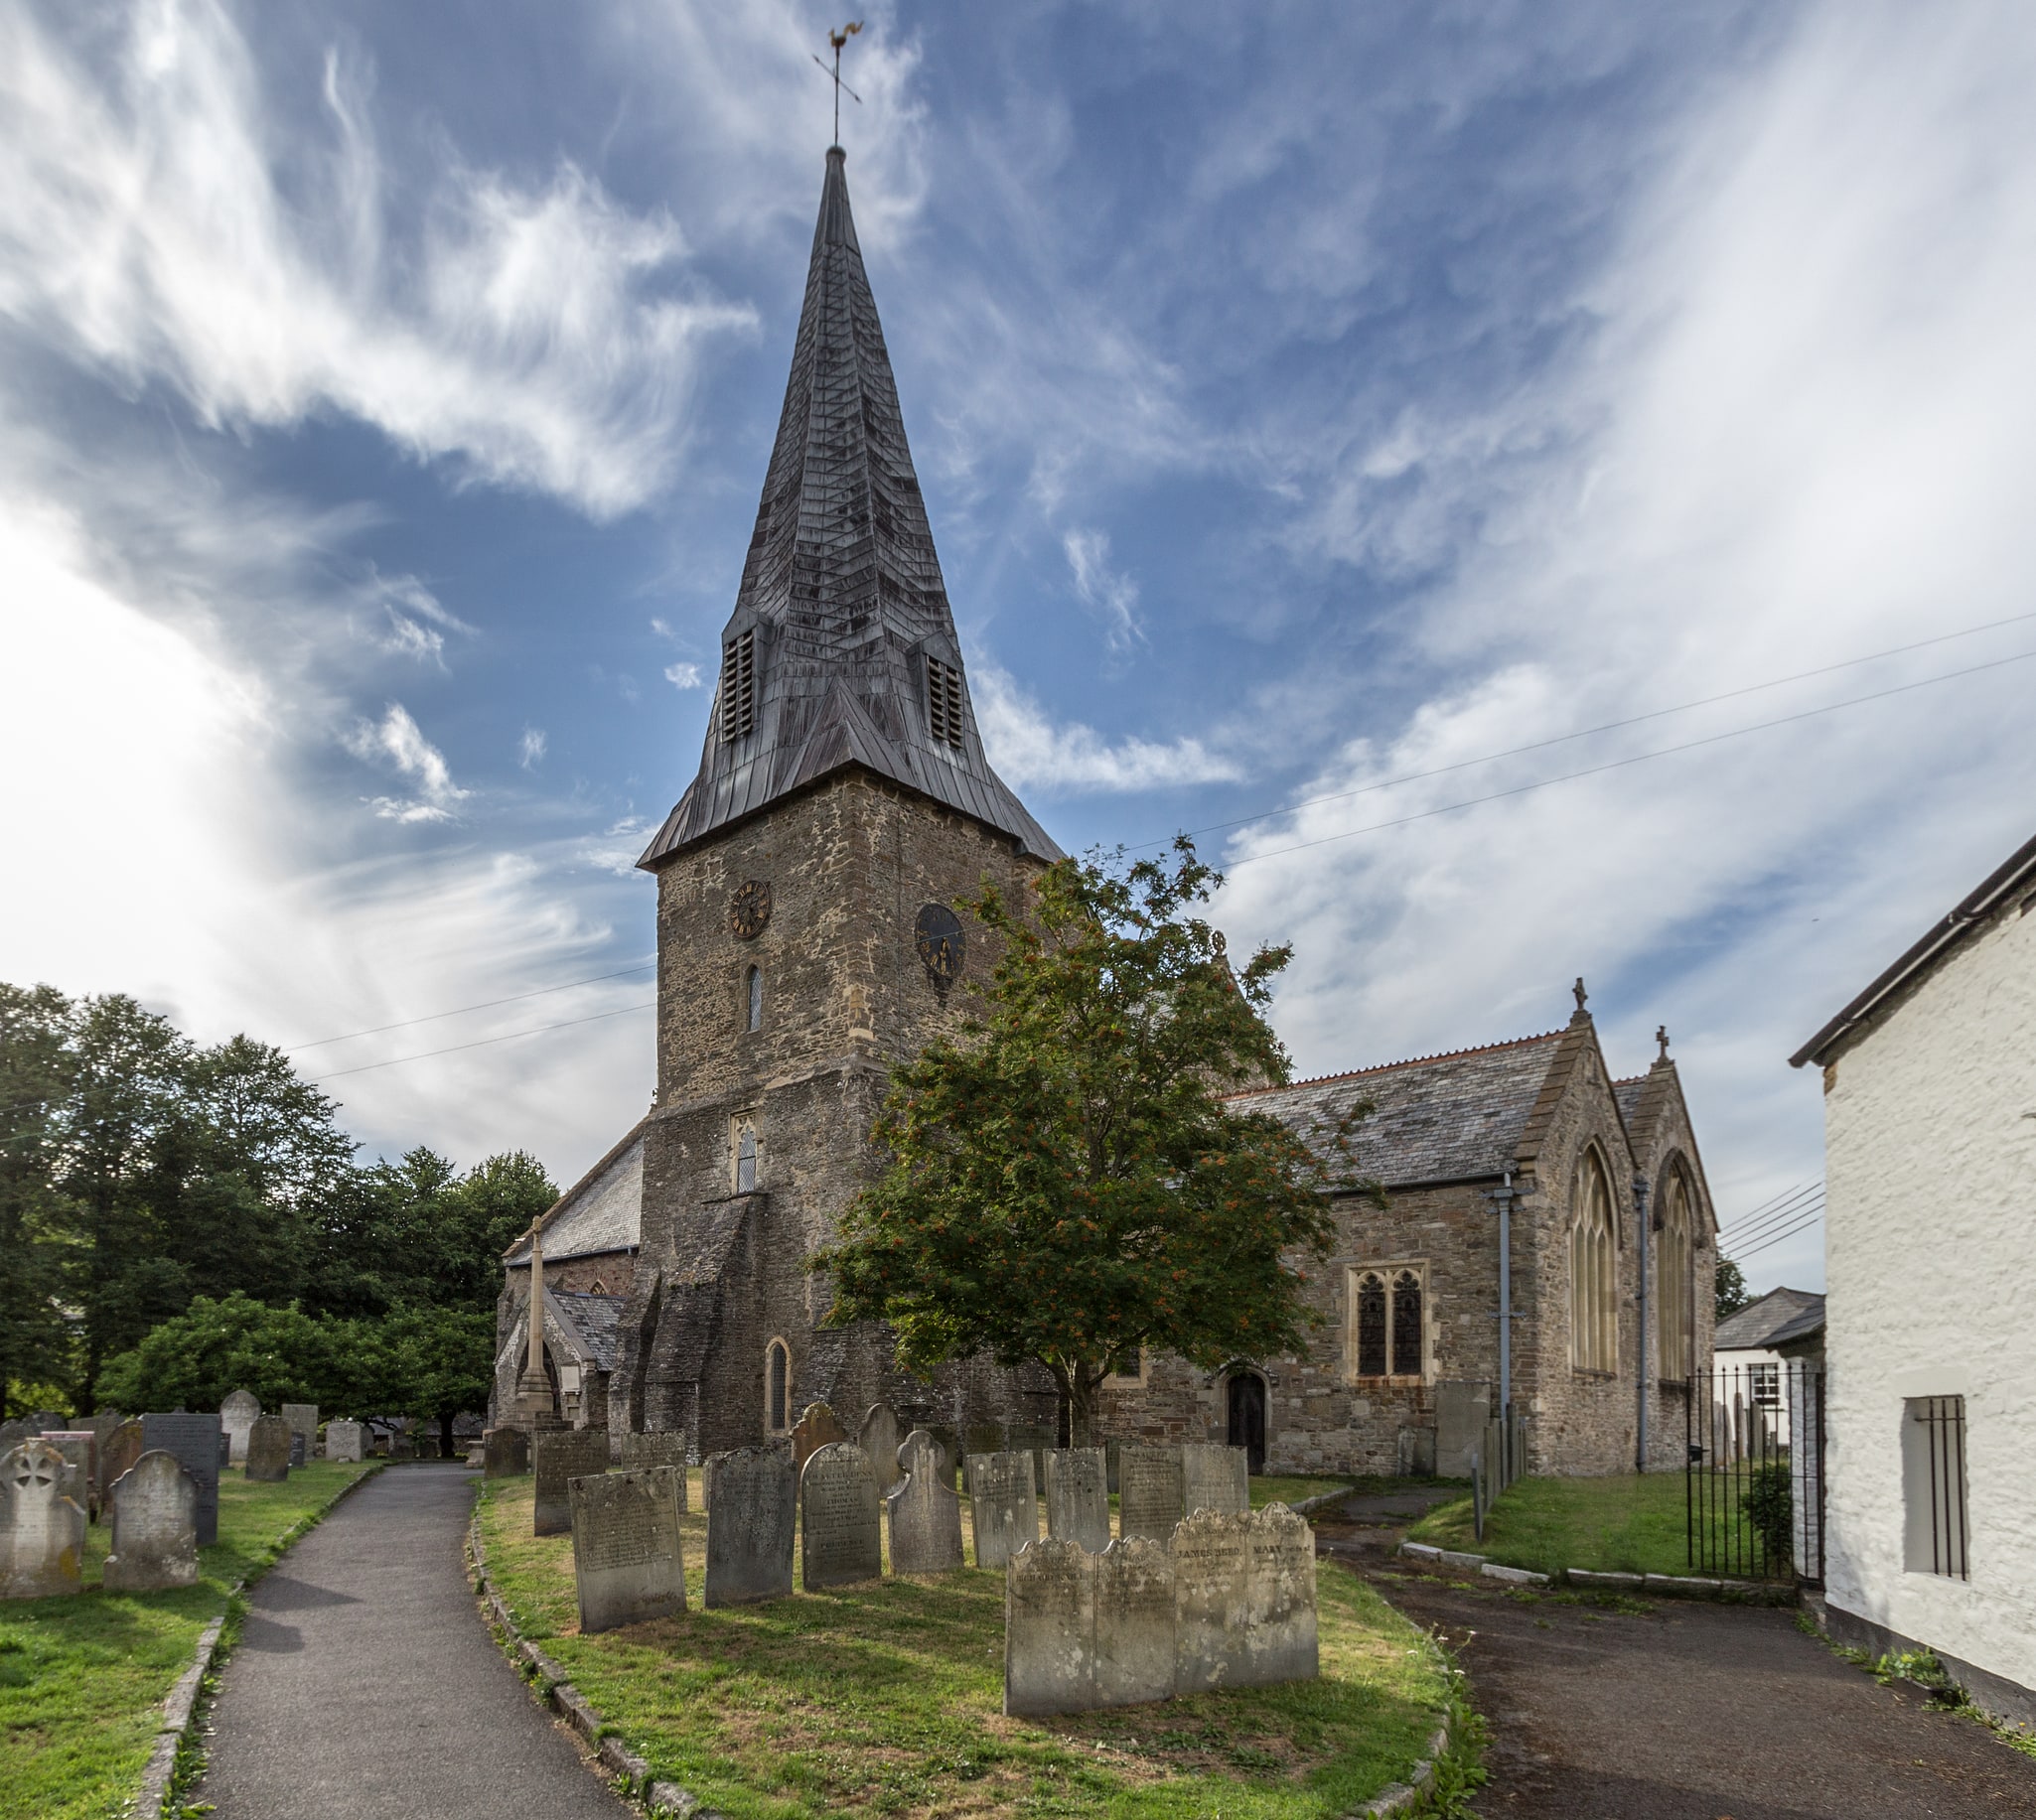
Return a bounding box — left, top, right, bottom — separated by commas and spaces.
493, 148, 1719, 1479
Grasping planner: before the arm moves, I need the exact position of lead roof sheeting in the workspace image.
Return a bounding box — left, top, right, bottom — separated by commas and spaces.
506, 1134, 644, 1266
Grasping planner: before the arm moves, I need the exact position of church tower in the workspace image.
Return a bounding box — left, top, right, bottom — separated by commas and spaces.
612, 148, 1063, 1454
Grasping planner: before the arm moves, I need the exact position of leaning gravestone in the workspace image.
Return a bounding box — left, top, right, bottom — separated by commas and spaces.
483, 1428, 528, 1478
280, 1404, 319, 1470
101, 1419, 145, 1506
141, 1414, 220, 1545
532, 1428, 610, 1536
886, 1430, 963, 1576
569, 1466, 686, 1634
103, 1451, 200, 1593
1237, 1504, 1318, 1686
704, 1446, 795, 1608
966, 1450, 1040, 1570
1117, 1445, 1185, 1542
1, 1441, 85, 1599
220, 1390, 260, 1466
1095, 1537, 1176, 1707
791, 1402, 846, 1475
1004, 1537, 1095, 1716
244, 1415, 292, 1482
1181, 1443, 1249, 1518
1171, 1508, 1251, 1692
324, 1420, 364, 1464
859, 1404, 902, 1491
800, 1441, 881, 1590
1045, 1448, 1110, 1553
40, 1434, 95, 1521
617, 1432, 688, 1501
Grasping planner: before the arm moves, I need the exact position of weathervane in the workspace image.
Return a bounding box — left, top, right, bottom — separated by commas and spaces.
812, 21, 864, 148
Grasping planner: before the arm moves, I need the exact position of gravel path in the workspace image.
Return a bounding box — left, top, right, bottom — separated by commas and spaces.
200, 1464, 629, 1820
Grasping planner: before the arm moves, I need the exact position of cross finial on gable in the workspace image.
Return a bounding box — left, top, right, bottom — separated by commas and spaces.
1657, 1024, 1671, 1062
1573, 976, 1588, 1014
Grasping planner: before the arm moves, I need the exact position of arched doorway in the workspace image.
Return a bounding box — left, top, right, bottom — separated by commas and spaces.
1226, 1371, 1266, 1474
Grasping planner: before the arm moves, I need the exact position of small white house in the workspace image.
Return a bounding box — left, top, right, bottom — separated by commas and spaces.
1792, 829, 2036, 1726
1712, 1287, 1824, 1451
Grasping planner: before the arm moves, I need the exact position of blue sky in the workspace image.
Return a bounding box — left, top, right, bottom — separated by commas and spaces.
5, 1, 2035, 1294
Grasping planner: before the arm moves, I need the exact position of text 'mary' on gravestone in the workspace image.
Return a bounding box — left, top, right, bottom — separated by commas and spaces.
1116, 1445, 1184, 1542
324, 1420, 364, 1464
103, 1451, 200, 1593
859, 1403, 901, 1490
533, 1428, 610, 1536
1045, 1448, 1110, 1554
800, 1441, 881, 1591
483, 1428, 528, 1478
1239, 1503, 1318, 1686
245, 1415, 292, 1483
1004, 1538, 1095, 1716
1, 1441, 85, 1600
965, 1451, 1039, 1571
791, 1402, 845, 1475
141, 1413, 220, 1545
886, 1430, 963, 1576
219, 1389, 259, 1465
1181, 1443, 1249, 1518
617, 1432, 688, 1502
569, 1467, 686, 1634
704, 1446, 796, 1608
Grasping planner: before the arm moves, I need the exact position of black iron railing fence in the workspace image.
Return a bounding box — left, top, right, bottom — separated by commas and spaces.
1470, 1408, 1528, 1543
1686, 1361, 1824, 1583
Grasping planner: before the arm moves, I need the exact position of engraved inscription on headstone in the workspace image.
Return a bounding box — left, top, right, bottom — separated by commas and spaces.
1180, 1443, 1249, 1518
800, 1441, 881, 1590
1094, 1536, 1175, 1707
288, 1432, 307, 1469
1116, 1445, 1184, 1542
280, 1404, 319, 1471
532, 1428, 610, 1537
858, 1404, 902, 1490
483, 1427, 528, 1478
141, 1413, 221, 1545
324, 1420, 364, 1464
617, 1432, 688, 1504
103, 1451, 200, 1593
1238, 1504, 1319, 1687
1004, 1538, 1094, 1716
886, 1430, 963, 1576
1, 1441, 85, 1599
704, 1445, 796, 1608
245, 1415, 292, 1482
219, 1390, 259, 1466
1044, 1448, 1110, 1553
965, 1450, 1040, 1571
1171, 1508, 1251, 1691
791, 1402, 846, 1475
569, 1467, 685, 1634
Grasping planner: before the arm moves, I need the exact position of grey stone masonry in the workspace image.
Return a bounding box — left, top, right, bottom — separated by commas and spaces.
103, 1450, 200, 1592
859, 1403, 902, 1490
704, 1445, 796, 1607
1180, 1444, 1249, 1518
616, 1432, 689, 1496
533, 1428, 611, 1536
280, 1404, 318, 1470
792, 1403, 846, 1475
141, 1414, 220, 1545
483, 1427, 529, 1478
1094, 1538, 1176, 1708
965, 1451, 1040, 1571
324, 1420, 364, 1464
244, 1415, 292, 1482
1, 1441, 85, 1599
885, 1429, 963, 1576
800, 1441, 881, 1590
220, 1390, 259, 1465
101, 1419, 144, 1503
1044, 1448, 1110, 1553
1117, 1445, 1184, 1542
1004, 1538, 1094, 1717
569, 1466, 686, 1634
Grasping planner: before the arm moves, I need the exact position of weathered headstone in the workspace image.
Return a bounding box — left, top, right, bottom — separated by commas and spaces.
220, 1389, 260, 1466
1045, 1448, 1110, 1553
963, 1421, 1004, 1466
1433, 1380, 1491, 1479
859, 1404, 902, 1490
288, 1432, 307, 1469
1104, 1439, 1120, 1494
142, 1414, 220, 1545
924, 1423, 961, 1490
1117, 1445, 1184, 1542
483, 1427, 528, 1478
569, 1466, 686, 1634
791, 1402, 846, 1475
617, 1432, 688, 1503
704, 1446, 796, 1608
0, 1420, 35, 1458
1171, 1508, 1250, 1691
40, 1434, 95, 1520
101, 1419, 145, 1504
532, 1428, 610, 1536
1237, 1504, 1318, 1686
0, 1441, 85, 1599
324, 1420, 364, 1464
1007, 1422, 1053, 1493
965, 1450, 1040, 1571
1095, 1536, 1176, 1707
800, 1441, 881, 1590
1180, 1443, 1249, 1518
103, 1451, 200, 1593
245, 1415, 292, 1482
218, 1434, 231, 1470
1004, 1537, 1094, 1716
886, 1430, 963, 1576
280, 1404, 319, 1470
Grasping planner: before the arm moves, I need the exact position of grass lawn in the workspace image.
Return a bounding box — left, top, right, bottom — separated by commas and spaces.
1244, 1477, 1352, 1511
1404, 1472, 1772, 1579
0, 1459, 376, 1820
480, 1470, 1453, 1818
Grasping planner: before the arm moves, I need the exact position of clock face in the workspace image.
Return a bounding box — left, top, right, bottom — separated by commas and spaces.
729, 880, 772, 940
915, 903, 964, 985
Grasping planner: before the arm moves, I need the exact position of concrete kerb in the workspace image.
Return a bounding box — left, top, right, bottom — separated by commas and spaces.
467, 1502, 715, 1819
1349, 1719, 1452, 1818
131, 1462, 388, 1820
1396, 1539, 1796, 1604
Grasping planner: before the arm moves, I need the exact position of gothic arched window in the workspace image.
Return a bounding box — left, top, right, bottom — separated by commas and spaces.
1656, 1168, 1695, 1382
1350, 1263, 1428, 1381
746, 965, 763, 1033
766, 1338, 791, 1433
734, 1120, 759, 1194
1355, 1271, 1387, 1377
1391, 1268, 1424, 1377
1570, 1149, 1618, 1373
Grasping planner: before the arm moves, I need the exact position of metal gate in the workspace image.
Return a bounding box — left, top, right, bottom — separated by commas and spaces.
1686, 1361, 1823, 1583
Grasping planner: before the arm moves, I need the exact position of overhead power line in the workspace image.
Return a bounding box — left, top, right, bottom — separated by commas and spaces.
1727, 1209, 1825, 1262
1718, 1183, 1825, 1242
307, 1000, 657, 1084
1721, 1198, 1825, 1257
1717, 1179, 1816, 1233
286, 959, 655, 1052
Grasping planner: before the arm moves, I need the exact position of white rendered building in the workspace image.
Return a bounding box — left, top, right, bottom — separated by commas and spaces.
1792, 830, 2036, 1725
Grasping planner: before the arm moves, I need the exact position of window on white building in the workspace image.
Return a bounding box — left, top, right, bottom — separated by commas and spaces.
1750, 1363, 1781, 1408
1902, 1396, 1970, 1580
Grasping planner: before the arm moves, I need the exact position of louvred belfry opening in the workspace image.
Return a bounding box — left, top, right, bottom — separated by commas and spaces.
639, 148, 1060, 870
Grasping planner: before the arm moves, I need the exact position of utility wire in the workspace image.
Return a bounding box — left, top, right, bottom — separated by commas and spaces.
1726, 1209, 1825, 1261
307, 1000, 656, 1083
1716, 1179, 1816, 1232
1718, 1183, 1825, 1241
1719, 1196, 1825, 1252
286, 960, 655, 1051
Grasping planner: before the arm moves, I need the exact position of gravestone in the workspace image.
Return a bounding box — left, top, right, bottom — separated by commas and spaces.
1007, 1422, 1053, 1493
218, 1434, 231, 1470
325, 1420, 364, 1464
1171, 1508, 1251, 1691
791, 1402, 846, 1475
800, 1441, 881, 1590
40, 1434, 95, 1521
288, 1432, 307, 1469
1180, 1444, 1249, 1518
483, 1428, 529, 1478
1237, 1504, 1318, 1686
245, 1415, 292, 1482
704, 1446, 796, 1607
924, 1424, 961, 1490
142, 1414, 221, 1545
1104, 1439, 1120, 1494
532, 1428, 610, 1536
965, 1450, 1040, 1571
0, 1420, 35, 1457
1004, 1537, 1094, 1716
885, 1430, 963, 1576
859, 1404, 902, 1490
617, 1432, 688, 1502
1433, 1380, 1490, 1479
1045, 1448, 1110, 1553
1117, 1445, 1184, 1542
220, 1389, 260, 1465
0, 1441, 85, 1599
1094, 1536, 1176, 1707
101, 1419, 146, 1504
280, 1404, 319, 1470
963, 1421, 1004, 1466
103, 1451, 200, 1593
569, 1466, 686, 1634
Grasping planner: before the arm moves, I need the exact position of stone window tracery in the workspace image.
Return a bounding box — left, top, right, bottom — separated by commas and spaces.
1350, 1262, 1427, 1381
766, 1337, 791, 1434
1570, 1148, 1618, 1373
733, 1118, 759, 1194
1656, 1168, 1695, 1381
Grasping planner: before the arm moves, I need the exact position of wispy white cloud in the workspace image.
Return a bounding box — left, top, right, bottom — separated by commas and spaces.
663, 661, 703, 689
345, 703, 470, 822
973, 662, 1239, 794
1062, 528, 1143, 650
518, 727, 547, 770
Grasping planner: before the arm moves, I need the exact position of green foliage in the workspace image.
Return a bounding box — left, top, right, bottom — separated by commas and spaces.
1739, 1462, 1794, 1564
817, 840, 1374, 1443
1714, 1256, 1752, 1321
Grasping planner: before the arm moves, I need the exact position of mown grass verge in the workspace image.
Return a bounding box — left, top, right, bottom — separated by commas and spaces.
0, 1459, 376, 1820
479, 1470, 1454, 1819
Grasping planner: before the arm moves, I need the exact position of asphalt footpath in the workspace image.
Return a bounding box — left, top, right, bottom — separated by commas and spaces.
199, 1463, 630, 1820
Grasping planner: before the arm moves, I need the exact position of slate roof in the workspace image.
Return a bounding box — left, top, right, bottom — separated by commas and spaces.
1229, 1032, 1566, 1190
1715, 1287, 1826, 1352
506, 1123, 644, 1266
1614, 1077, 1646, 1127
550, 1293, 625, 1373
639, 148, 1060, 868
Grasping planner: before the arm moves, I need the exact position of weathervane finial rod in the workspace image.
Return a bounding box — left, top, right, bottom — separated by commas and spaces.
812, 21, 865, 148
